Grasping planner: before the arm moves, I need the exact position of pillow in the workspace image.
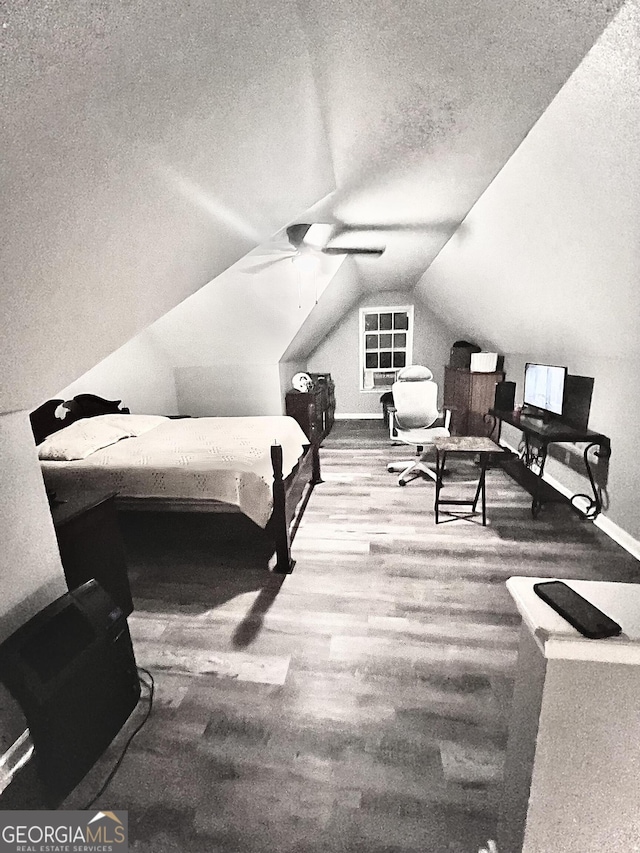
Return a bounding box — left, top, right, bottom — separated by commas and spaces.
37, 418, 135, 461
397, 365, 433, 382
91, 414, 169, 436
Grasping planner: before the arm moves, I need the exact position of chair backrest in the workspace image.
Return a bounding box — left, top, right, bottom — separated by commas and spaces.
392, 368, 441, 430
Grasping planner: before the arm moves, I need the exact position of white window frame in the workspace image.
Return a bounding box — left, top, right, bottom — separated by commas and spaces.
358, 305, 414, 392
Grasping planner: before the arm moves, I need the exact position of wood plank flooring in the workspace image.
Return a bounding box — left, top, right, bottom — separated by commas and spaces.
65, 420, 639, 852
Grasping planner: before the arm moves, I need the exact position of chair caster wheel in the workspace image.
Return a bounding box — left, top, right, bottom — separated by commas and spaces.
386, 464, 394, 473
398, 479, 407, 487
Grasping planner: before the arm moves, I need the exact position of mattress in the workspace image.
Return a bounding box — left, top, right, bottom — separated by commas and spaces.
40, 416, 309, 528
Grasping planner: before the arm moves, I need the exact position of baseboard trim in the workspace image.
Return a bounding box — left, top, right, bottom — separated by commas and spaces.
0, 730, 34, 796
499, 439, 640, 564
335, 413, 383, 420
594, 514, 640, 563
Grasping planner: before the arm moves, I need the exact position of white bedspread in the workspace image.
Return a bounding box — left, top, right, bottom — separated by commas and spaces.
40, 416, 309, 528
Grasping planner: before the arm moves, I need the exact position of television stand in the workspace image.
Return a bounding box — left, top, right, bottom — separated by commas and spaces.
487, 409, 610, 519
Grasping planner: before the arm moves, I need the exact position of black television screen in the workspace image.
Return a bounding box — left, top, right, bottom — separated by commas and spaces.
523, 363, 567, 416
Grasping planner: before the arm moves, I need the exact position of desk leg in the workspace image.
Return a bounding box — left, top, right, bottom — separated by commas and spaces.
481, 457, 487, 525
471, 455, 488, 526
434, 450, 445, 524
569, 441, 603, 520
529, 443, 548, 519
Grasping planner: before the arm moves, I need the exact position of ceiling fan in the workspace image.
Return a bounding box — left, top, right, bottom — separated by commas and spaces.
286, 223, 387, 256
240, 222, 388, 276
240, 216, 464, 275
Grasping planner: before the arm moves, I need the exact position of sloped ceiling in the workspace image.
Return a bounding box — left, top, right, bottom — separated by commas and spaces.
414, 0, 640, 361
1, 0, 334, 410
299, 0, 625, 292
1, 0, 623, 409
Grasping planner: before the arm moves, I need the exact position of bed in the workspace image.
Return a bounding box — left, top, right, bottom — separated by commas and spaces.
30, 394, 322, 573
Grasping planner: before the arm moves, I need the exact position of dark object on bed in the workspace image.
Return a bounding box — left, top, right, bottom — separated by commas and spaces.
29, 395, 129, 446
30, 394, 320, 575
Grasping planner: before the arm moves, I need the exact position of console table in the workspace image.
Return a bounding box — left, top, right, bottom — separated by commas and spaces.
487, 409, 610, 519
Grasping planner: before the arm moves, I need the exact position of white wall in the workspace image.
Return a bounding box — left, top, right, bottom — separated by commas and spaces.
147, 248, 346, 415
308, 290, 454, 415
55, 329, 179, 415
0, 413, 67, 644
415, 0, 640, 540
174, 364, 284, 417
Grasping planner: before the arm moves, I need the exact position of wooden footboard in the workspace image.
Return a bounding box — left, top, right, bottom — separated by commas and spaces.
268, 429, 322, 574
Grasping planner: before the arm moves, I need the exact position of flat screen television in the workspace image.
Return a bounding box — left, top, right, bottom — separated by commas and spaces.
523, 363, 567, 417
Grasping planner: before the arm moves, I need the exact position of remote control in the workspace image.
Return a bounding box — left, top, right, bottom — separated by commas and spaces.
533, 581, 622, 639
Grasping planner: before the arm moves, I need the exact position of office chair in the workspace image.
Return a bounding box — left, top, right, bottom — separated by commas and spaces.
386, 365, 451, 486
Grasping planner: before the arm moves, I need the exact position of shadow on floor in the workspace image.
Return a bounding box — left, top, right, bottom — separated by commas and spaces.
118, 511, 285, 631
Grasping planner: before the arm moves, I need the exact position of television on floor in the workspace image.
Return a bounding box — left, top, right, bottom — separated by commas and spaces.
523, 363, 567, 418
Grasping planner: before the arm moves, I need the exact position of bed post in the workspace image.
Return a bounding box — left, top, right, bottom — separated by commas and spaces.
271, 443, 295, 574
307, 403, 323, 485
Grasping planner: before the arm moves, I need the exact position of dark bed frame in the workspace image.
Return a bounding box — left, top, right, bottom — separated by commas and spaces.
30, 394, 322, 574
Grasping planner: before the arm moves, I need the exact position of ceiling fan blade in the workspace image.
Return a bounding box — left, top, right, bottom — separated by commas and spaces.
333, 220, 462, 234
321, 246, 385, 256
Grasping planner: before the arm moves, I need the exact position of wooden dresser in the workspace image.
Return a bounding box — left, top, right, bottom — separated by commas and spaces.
443, 367, 504, 440
51, 490, 133, 616
285, 373, 335, 442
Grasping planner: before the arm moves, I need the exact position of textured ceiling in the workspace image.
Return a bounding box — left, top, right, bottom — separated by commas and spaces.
1, 0, 625, 407
294, 0, 624, 290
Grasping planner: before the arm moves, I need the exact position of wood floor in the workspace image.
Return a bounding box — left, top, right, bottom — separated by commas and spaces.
67, 420, 639, 852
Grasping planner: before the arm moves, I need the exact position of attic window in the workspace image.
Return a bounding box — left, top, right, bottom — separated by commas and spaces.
359, 306, 414, 391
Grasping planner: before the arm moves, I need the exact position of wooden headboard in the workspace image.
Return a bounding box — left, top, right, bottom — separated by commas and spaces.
30, 394, 130, 445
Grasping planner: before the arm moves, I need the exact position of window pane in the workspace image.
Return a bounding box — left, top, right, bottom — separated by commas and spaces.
379, 313, 392, 331
379, 333, 392, 348
393, 312, 408, 330
364, 314, 378, 332
365, 334, 378, 350
365, 352, 378, 368
393, 351, 406, 368
379, 351, 392, 369
393, 333, 406, 348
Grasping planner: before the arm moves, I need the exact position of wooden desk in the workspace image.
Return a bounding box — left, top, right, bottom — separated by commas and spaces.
488, 409, 610, 519
432, 435, 504, 525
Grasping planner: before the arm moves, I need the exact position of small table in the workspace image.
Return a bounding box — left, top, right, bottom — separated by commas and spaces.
432, 435, 504, 525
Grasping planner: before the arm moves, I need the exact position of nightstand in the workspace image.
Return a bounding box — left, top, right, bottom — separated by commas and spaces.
50, 491, 133, 616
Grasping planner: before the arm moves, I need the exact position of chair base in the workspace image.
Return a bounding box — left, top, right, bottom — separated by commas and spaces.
387, 459, 438, 486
